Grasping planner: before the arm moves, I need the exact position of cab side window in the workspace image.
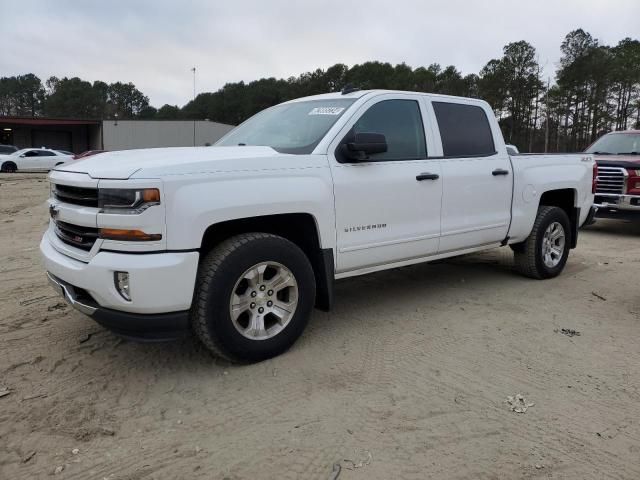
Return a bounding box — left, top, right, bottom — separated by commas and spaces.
352, 100, 427, 161
432, 102, 496, 157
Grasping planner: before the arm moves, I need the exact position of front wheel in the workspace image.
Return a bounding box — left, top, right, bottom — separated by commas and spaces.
513, 206, 571, 279
191, 233, 316, 363
1, 161, 17, 173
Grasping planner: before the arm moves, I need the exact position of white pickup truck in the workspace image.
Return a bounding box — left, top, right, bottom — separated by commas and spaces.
41, 89, 597, 362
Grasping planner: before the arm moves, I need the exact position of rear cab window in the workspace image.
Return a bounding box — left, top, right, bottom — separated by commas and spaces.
432, 101, 496, 157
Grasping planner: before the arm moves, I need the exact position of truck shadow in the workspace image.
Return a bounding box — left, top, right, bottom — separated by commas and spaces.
76, 247, 521, 372
332, 247, 519, 312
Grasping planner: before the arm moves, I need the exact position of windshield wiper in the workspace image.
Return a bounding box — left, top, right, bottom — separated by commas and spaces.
617, 152, 638, 155
591, 151, 613, 155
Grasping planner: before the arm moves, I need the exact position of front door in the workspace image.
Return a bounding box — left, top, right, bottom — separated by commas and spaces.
35, 150, 59, 171
328, 95, 442, 273
19, 150, 41, 170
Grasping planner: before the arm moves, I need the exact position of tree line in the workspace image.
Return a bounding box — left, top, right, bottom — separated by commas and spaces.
1, 29, 638, 152
0, 74, 153, 120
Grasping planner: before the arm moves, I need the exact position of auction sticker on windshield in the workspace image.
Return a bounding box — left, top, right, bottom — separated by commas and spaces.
308, 107, 345, 115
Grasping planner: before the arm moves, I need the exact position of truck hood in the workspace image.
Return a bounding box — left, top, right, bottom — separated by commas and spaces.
595, 154, 640, 168
54, 146, 291, 179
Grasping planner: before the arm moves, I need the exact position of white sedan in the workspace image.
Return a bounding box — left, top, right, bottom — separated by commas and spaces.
0, 148, 74, 173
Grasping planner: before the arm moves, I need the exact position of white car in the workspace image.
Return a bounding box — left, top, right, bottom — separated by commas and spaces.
41, 89, 597, 363
0, 148, 73, 173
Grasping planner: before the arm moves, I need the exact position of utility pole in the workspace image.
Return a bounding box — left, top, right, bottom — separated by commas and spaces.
544, 77, 550, 153
191, 67, 196, 146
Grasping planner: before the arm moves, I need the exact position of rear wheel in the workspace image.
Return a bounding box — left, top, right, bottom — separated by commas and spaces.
513, 206, 571, 279
191, 233, 316, 363
1, 161, 17, 173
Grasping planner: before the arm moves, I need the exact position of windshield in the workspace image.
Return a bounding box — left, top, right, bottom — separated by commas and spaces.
585, 133, 640, 155
217, 99, 356, 154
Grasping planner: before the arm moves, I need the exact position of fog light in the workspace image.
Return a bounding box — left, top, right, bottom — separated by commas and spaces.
115, 271, 131, 301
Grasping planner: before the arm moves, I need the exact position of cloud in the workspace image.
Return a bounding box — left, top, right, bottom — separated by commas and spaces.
2, 0, 639, 107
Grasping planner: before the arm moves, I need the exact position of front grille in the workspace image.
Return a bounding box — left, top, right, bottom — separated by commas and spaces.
54, 220, 99, 251
596, 166, 626, 195
52, 184, 98, 207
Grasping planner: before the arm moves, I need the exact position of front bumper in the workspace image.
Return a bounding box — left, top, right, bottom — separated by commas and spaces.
41, 233, 199, 314
47, 273, 190, 340
594, 194, 640, 213
41, 234, 199, 340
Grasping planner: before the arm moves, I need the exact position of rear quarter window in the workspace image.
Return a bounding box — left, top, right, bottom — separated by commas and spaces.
433, 102, 496, 157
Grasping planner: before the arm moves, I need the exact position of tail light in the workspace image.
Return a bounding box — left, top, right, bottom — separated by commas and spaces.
592, 163, 598, 194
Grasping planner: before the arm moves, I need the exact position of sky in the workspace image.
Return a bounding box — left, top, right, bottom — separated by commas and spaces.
2, 0, 639, 108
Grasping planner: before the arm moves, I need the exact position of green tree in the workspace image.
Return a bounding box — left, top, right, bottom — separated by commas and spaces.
610, 38, 640, 130
555, 29, 615, 150
138, 105, 158, 119
44, 76, 105, 118
156, 104, 182, 119
478, 41, 544, 149
0, 74, 45, 116
107, 82, 150, 118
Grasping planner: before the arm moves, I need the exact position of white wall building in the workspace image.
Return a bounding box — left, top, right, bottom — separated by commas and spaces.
0, 116, 235, 153
102, 120, 235, 151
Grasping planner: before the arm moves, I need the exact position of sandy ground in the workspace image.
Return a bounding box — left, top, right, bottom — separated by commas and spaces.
1, 173, 639, 480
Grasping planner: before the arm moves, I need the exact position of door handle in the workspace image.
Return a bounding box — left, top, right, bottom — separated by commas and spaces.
492, 169, 510, 176
416, 173, 439, 181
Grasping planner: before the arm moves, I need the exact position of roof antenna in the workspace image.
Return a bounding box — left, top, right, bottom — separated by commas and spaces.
341, 84, 360, 95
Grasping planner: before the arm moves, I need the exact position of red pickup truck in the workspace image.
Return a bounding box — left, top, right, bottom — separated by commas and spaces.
586, 130, 640, 218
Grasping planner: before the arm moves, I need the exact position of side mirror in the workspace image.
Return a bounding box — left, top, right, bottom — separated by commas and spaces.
342, 132, 387, 161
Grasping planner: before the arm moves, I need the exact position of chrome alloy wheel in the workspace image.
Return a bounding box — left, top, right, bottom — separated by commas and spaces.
229, 261, 299, 340
541, 221, 566, 268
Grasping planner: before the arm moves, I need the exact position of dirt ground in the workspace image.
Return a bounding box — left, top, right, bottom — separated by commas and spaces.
1, 173, 639, 480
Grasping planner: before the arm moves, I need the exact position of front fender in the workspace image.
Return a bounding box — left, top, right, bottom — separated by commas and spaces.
162, 166, 336, 251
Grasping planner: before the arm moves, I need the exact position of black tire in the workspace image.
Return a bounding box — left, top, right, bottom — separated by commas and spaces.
1, 161, 17, 173
191, 233, 316, 363
513, 206, 571, 279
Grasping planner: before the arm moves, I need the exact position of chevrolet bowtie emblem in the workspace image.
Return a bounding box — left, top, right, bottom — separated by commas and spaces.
49, 204, 59, 219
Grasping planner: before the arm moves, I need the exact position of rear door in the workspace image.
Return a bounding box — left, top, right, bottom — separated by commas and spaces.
328, 94, 442, 273
429, 99, 513, 252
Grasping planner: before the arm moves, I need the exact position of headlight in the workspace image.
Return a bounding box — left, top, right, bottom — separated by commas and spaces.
98, 188, 160, 214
